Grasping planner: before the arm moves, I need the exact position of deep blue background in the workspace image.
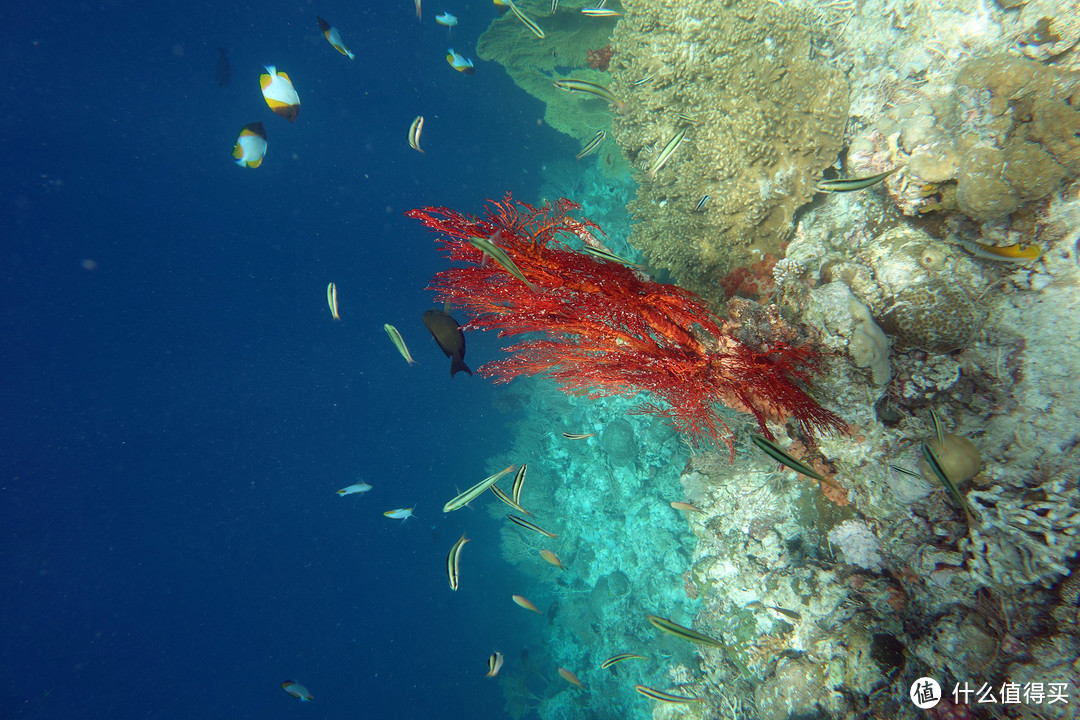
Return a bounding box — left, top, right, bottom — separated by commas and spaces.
1, 1, 571, 716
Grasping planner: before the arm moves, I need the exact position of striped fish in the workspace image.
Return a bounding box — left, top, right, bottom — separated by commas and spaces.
511, 463, 527, 505
632, 75, 653, 87
694, 195, 710, 212
467, 234, 538, 292
600, 653, 645, 669
576, 130, 605, 161
677, 112, 697, 124
383, 323, 418, 366
408, 115, 424, 153
580, 246, 641, 267
922, 441, 973, 524
507, 514, 558, 538
505, 0, 545, 38
582, 7, 620, 16
646, 128, 686, 180
749, 434, 826, 482
815, 167, 897, 193
491, 483, 531, 515
929, 407, 945, 446
485, 651, 504, 678
553, 79, 624, 110
645, 615, 725, 648
327, 282, 341, 320
549, 0, 558, 13
443, 465, 516, 512
562, 432, 597, 440
446, 534, 470, 590
634, 685, 702, 703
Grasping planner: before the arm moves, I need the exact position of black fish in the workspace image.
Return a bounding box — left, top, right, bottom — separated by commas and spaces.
215, 47, 231, 88
422, 309, 471, 377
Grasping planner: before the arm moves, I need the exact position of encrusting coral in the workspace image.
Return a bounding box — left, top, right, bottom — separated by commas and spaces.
406, 195, 847, 453
607, 0, 849, 305
851, 54, 1080, 224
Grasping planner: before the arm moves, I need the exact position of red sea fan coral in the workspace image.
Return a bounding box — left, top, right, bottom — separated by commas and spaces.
586, 44, 613, 71
405, 195, 845, 455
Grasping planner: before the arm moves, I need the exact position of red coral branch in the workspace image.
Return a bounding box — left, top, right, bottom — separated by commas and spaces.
587, 44, 613, 71
405, 194, 845, 454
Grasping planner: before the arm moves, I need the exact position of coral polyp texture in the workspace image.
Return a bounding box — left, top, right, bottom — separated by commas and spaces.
406, 196, 846, 452
851, 54, 1080, 222
607, 0, 849, 305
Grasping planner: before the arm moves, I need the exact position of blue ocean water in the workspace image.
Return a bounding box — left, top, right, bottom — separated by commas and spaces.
1, 2, 573, 717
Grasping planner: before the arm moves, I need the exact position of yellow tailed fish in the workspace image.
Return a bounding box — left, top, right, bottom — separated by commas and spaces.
443, 465, 516, 512
383, 507, 416, 521
670, 501, 703, 513
336, 482, 372, 496
316, 17, 354, 59
446, 533, 470, 590
383, 323, 418, 365
750, 434, 826, 482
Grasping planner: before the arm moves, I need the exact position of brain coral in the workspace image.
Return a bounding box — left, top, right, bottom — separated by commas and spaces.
609, 0, 849, 305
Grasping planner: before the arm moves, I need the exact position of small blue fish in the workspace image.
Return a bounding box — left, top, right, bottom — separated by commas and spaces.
281, 681, 313, 701
436, 12, 458, 27
446, 48, 475, 74
336, 482, 372, 497
384, 507, 417, 522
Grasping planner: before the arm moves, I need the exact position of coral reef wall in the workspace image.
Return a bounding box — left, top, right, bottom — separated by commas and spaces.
608, 0, 849, 305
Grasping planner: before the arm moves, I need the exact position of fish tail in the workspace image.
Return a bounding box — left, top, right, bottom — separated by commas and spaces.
451, 357, 472, 377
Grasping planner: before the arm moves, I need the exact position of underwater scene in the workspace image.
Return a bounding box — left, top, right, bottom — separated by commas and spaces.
2, 0, 1079, 719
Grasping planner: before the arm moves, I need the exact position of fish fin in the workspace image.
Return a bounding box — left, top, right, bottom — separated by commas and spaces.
248, 157, 263, 168
279, 71, 292, 82
232, 145, 244, 159
450, 356, 472, 377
